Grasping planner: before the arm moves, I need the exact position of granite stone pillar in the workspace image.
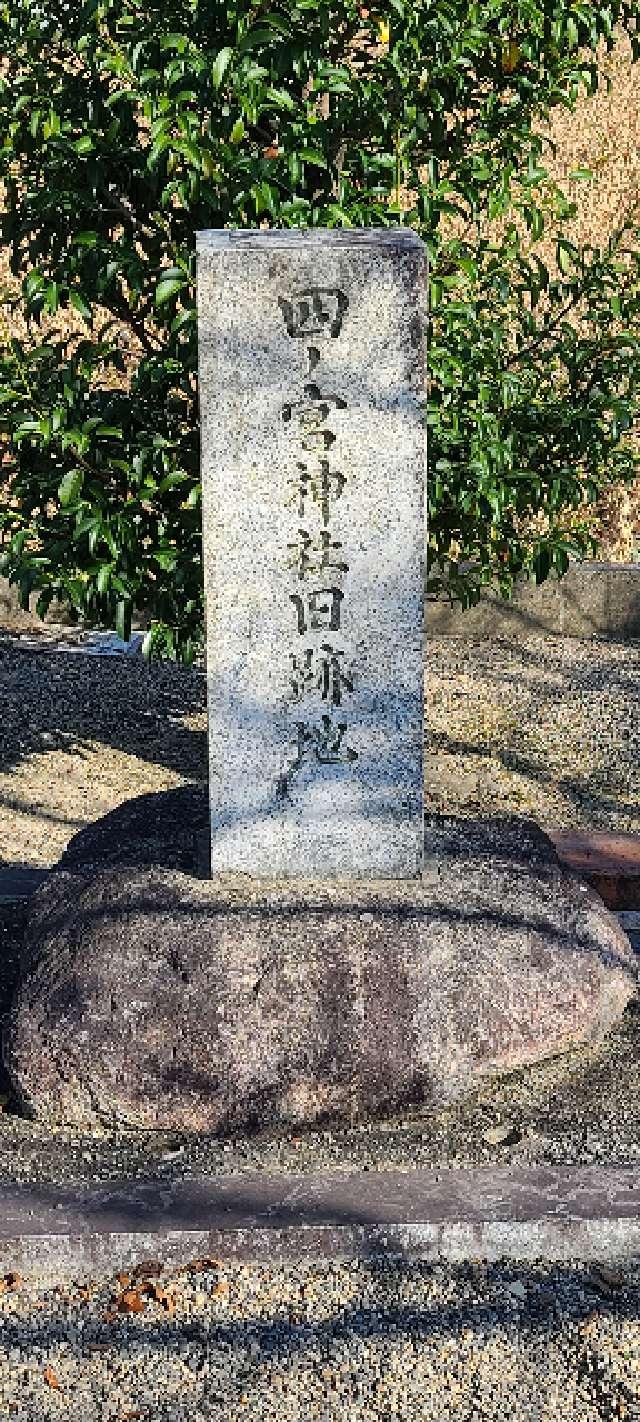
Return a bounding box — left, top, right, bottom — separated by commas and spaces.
196, 228, 426, 878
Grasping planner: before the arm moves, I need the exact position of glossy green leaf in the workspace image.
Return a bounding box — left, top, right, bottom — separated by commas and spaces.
0, 0, 638, 664
69, 291, 92, 321
58, 469, 84, 507
155, 277, 186, 306
211, 46, 233, 89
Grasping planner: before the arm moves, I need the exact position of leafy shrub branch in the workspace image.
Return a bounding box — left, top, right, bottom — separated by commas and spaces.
0, 1, 639, 657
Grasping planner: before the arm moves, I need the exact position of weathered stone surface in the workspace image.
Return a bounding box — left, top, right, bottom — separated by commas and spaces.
5, 821, 636, 1132
197, 228, 426, 879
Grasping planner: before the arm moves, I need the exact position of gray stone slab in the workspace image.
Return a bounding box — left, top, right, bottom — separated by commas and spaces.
0, 1167, 638, 1284
618, 912, 640, 931
560, 561, 609, 636
604, 563, 640, 637
426, 576, 564, 639
196, 227, 426, 879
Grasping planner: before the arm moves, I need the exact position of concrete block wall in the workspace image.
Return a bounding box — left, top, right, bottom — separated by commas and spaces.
426, 562, 640, 640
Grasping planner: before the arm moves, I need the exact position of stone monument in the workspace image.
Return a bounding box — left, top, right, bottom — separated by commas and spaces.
196, 228, 425, 878
3, 228, 638, 1134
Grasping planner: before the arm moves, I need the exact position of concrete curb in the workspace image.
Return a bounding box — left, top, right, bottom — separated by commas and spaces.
0, 1167, 638, 1283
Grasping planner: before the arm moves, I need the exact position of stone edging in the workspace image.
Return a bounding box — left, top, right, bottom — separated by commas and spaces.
0, 1167, 638, 1283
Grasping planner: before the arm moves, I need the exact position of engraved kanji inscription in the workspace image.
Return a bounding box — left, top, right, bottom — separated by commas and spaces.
300, 427, 337, 454
279, 288, 349, 339
278, 276, 360, 794
287, 459, 346, 524
291, 714, 358, 767
288, 528, 349, 581
290, 643, 354, 705
282, 387, 347, 426
282, 393, 339, 452
290, 587, 344, 633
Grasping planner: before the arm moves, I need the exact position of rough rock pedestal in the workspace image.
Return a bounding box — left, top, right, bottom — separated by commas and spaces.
4, 815, 637, 1131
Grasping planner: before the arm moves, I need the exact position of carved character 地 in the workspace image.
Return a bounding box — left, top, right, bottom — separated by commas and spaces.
292, 714, 358, 768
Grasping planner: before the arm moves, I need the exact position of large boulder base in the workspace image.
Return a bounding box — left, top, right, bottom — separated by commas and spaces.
4, 819, 637, 1132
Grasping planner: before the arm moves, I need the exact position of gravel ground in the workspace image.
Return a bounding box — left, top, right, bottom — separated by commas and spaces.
425, 634, 640, 833
0, 1256, 638, 1421
0, 633, 207, 868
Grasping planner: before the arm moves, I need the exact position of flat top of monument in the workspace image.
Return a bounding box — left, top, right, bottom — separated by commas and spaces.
196, 226, 424, 252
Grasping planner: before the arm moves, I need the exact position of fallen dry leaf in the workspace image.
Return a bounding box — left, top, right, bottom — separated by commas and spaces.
117, 1289, 146, 1315
143, 1281, 174, 1311
5, 1272, 21, 1291
481, 1122, 521, 1148
43, 1366, 61, 1390
597, 1265, 624, 1287
590, 1264, 625, 1294
116, 1272, 132, 1288
213, 1280, 229, 1297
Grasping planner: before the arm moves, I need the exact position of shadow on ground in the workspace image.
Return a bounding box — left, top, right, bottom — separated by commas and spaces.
0, 1244, 636, 1420
0, 643, 208, 793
